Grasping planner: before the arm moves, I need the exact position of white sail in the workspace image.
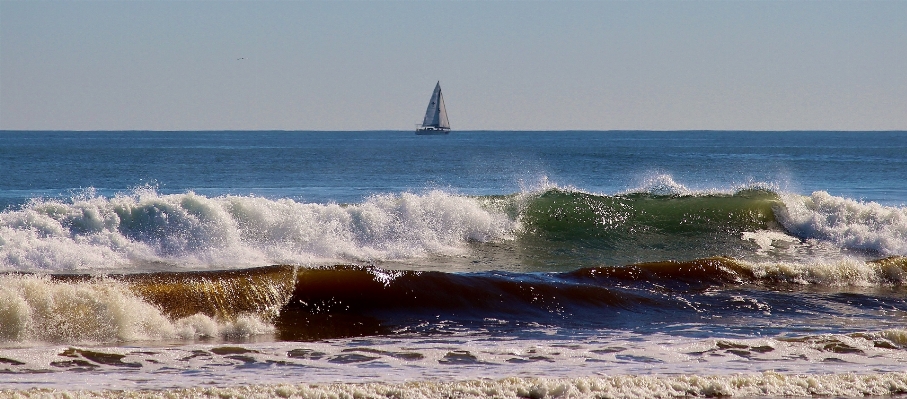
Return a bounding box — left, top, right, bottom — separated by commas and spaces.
421, 82, 442, 127
437, 89, 450, 129
417, 81, 450, 134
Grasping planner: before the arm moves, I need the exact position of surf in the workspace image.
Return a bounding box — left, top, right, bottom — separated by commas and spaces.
0, 188, 519, 272
0, 266, 293, 344
2, 182, 906, 275
4, 256, 906, 345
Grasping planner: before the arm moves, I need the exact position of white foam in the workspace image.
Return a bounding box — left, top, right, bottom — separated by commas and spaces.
2, 329, 906, 392
877, 328, 907, 347
624, 173, 694, 196
739, 257, 907, 286
776, 191, 907, 255
2, 372, 905, 398
0, 189, 519, 272
0, 275, 273, 344
741, 230, 803, 253
517, 175, 561, 193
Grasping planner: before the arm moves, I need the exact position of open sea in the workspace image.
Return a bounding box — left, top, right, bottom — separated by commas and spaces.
1, 130, 906, 398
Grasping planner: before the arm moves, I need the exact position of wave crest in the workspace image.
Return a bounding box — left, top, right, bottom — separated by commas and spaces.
623, 173, 693, 196
776, 191, 907, 255
0, 274, 275, 344
0, 189, 519, 272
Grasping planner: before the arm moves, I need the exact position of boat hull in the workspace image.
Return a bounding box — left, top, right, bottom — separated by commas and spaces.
415, 128, 450, 135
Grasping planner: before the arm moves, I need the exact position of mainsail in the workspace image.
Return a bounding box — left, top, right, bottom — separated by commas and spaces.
417, 82, 450, 134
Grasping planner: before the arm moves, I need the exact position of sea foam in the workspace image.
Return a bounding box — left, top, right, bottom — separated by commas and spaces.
623, 173, 695, 196
776, 191, 907, 256
2, 372, 905, 398
740, 257, 907, 286
0, 188, 518, 272
0, 274, 273, 344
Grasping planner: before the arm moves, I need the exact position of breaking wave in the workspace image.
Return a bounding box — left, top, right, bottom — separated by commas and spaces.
0, 181, 904, 274
4, 257, 905, 345
0, 188, 518, 272
776, 190, 907, 255
0, 266, 294, 344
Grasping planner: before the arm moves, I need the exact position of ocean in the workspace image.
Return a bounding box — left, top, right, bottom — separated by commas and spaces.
0, 130, 905, 398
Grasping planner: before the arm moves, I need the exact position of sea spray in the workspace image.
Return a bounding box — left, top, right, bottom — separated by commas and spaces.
4, 185, 906, 274
775, 191, 907, 255
0, 189, 519, 272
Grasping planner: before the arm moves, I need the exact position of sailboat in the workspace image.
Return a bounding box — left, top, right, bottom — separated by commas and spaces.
416, 81, 450, 135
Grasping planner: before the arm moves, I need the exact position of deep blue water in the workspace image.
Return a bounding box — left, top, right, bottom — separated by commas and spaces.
2, 131, 905, 209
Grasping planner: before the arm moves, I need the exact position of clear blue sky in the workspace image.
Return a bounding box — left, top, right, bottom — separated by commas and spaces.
1, 1, 905, 131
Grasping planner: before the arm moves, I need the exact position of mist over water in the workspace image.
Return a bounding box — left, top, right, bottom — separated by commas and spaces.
1, 131, 906, 397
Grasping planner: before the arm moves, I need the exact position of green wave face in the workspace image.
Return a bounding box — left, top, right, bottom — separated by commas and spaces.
501, 189, 783, 269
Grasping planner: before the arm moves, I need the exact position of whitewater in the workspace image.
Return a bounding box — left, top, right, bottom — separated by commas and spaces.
2, 184, 904, 273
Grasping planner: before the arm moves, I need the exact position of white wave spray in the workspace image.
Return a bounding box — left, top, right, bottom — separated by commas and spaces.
0, 274, 272, 344
776, 191, 907, 256
0, 188, 519, 272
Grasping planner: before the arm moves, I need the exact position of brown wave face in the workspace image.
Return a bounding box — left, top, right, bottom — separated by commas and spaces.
273, 264, 652, 341
272, 258, 765, 341
274, 257, 907, 341
122, 266, 298, 321
567, 257, 757, 285
52, 265, 297, 322
42, 256, 907, 342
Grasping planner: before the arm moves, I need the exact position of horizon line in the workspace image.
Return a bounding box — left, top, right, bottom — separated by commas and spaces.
2, 129, 906, 133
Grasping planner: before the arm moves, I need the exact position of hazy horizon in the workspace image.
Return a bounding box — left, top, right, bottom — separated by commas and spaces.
3, 129, 907, 133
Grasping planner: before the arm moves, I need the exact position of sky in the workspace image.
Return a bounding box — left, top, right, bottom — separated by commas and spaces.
1, 1, 905, 131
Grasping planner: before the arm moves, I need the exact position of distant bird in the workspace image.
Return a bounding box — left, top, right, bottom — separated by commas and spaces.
237, 57, 245, 60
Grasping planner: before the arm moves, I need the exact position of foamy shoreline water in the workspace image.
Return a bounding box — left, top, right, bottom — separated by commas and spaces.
3, 372, 906, 398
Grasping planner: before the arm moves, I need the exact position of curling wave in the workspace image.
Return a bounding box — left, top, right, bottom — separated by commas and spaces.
0, 188, 518, 272
3, 256, 906, 344
1, 183, 905, 275
0, 266, 294, 344
776, 190, 907, 255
